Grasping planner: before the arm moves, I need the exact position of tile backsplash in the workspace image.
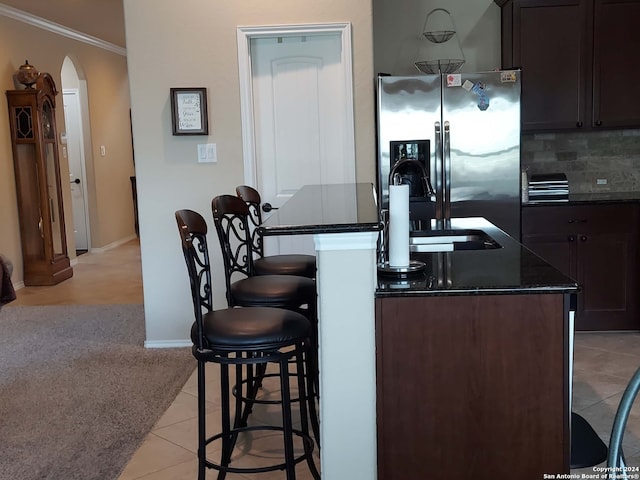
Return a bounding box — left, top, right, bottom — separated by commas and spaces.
521, 129, 640, 194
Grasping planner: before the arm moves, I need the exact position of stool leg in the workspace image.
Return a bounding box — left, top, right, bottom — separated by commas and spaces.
304, 344, 321, 447
197, 360, 207, 480
297, 344, 321, 480
239, 357, 268, 427
234, 356, 246, 429
301, 300, 320, 445
218, 361, 232, 480
306, 300, 320, 400
280, 355, 297, 480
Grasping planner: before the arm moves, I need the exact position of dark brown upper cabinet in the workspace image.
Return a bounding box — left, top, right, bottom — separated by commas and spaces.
496, 0, 640, 132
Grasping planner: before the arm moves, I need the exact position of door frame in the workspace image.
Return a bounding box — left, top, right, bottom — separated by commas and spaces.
236, 22, 356, 186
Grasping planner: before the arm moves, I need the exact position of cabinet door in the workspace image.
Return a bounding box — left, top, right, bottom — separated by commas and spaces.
592, 0, 640, 128
577, 231, 638, 329
522, 233, 577, 279
523, 203, 640, 331
513, 0, 591, 131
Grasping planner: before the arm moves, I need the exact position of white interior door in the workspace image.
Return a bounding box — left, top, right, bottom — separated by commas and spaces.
249, 31, 355, 255
62, 90, 89, 251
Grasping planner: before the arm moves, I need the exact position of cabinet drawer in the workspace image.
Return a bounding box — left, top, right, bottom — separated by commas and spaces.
522, 203, 638, 235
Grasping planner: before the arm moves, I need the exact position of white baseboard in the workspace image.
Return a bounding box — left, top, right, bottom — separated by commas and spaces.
12, 281, 25, 291
144, 339, 192, 349
90, 234, 138, 254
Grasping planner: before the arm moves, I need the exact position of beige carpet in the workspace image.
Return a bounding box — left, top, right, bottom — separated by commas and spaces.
0, 304, 194, 480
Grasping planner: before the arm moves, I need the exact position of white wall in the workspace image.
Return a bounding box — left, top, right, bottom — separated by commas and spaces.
373, 0, 501, 75
123, 0, 376, 345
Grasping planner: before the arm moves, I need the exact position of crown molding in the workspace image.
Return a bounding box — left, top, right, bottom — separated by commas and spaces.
0, 3, 126, 56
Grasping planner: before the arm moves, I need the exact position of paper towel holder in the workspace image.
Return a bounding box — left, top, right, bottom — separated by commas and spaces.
377, 209, 426, 277
378, 259, 427, 277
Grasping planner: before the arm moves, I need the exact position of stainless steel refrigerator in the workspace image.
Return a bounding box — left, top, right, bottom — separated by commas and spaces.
376, 70, 522, 240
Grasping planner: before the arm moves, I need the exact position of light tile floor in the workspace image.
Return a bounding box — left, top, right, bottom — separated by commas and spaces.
571, 333, 640, 476
9, 240, 640, 478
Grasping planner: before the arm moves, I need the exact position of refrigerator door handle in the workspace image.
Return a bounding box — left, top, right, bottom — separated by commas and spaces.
443, 121, 451, 224
434, 121, 442, 221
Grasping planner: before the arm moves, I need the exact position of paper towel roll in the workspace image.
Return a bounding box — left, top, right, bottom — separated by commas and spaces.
388, 184, 410, 267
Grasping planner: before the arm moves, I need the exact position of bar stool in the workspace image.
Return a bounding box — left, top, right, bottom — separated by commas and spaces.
175, 209, 320, 480
211, 195, 320, 441
236, 185, 316, 278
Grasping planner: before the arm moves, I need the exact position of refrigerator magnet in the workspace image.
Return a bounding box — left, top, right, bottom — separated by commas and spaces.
477, 96, 490, 111
462, 79, 474, 91
471, 82, 486, 95
447, 74, 462, 87
500, 71, 517, 83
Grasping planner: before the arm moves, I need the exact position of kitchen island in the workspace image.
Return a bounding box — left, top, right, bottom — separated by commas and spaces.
260, 184, 578, 480
376, 216, 579, 479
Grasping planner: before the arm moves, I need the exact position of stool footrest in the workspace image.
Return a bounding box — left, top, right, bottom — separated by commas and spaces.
202, 425, 315, 475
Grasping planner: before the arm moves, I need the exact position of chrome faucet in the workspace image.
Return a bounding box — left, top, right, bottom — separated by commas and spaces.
389, 159, 436, 199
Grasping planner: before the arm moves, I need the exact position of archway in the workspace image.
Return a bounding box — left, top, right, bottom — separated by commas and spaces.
60, 56, 93, 253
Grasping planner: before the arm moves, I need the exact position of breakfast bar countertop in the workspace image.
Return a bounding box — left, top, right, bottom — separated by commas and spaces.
258, 183, 382, 236
258, 184, 577, 298
376, 217, 579, 297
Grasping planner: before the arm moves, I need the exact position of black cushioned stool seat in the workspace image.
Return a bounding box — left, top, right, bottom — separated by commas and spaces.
254, 254, 316, 278
192, 307, 309, 349
229, 274, 316, 307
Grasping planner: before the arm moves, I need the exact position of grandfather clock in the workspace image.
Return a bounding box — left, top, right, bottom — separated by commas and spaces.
6, 67, 73, 285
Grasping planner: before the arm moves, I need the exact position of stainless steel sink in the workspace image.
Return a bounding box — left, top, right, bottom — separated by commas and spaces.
409, 229, 501, 252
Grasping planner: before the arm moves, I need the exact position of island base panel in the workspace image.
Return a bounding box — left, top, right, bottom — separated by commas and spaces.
375, 294, 570, 480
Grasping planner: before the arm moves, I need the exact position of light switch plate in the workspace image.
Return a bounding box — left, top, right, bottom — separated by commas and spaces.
197, 143, 217, 163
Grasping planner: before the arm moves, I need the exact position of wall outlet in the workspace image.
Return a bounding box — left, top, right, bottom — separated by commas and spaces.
596, 178, 608, 185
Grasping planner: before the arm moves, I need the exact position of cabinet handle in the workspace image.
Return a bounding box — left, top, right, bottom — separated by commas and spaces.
576, 121, 584, 128
595, 120, 602, 127
580, 235, 587, 242
568, 235, 576, 242
568, 219, 587, 224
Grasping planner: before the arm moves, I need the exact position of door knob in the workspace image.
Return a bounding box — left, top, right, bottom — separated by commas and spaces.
262, 202, 278, 213
71, 178, 80, 184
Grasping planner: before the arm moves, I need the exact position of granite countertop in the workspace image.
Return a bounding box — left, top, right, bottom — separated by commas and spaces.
259, 183, 382, 236
524, 191, 640, 206
257, 183, 577, 298
376, 217, 579, 297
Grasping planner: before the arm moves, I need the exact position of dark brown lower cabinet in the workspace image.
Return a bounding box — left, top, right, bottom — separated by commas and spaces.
375, 294, 570, 480
522, 203, 640, 331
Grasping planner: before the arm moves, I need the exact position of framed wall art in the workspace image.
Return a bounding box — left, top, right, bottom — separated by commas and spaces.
170, 87, 209, 135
